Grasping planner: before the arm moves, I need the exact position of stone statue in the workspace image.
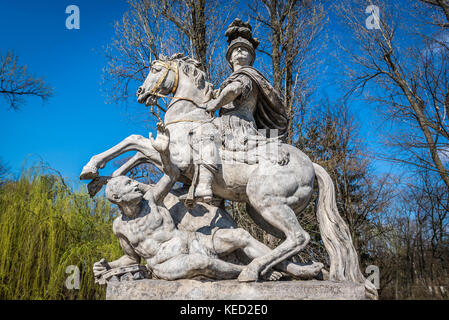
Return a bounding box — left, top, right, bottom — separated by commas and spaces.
93, 124, 323, 282
194, 19, 288, 203
81, 18, 377, 299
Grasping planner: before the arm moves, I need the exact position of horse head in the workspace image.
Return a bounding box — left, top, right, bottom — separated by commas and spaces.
136, 53, 213, 109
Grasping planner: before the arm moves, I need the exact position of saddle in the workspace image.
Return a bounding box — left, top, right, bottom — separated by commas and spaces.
187, 121, 290, 166
179, 119, 290, 208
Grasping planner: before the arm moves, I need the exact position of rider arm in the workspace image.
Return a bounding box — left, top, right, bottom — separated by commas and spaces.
206, 75, 252, 112
151, 172, 179, 205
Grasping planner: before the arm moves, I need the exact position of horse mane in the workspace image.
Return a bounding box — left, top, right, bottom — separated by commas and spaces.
157, 53, 213, 94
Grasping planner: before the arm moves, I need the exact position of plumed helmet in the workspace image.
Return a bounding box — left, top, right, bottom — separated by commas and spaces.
225, 18, 259, 69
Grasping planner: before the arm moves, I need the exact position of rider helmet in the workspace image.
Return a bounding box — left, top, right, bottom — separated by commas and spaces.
225, 19, 259, 69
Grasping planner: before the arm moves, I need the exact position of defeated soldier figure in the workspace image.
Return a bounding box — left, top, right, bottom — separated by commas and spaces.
93, 123, 323, 281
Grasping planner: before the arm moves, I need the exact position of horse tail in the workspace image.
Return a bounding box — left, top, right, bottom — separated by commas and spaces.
313, 162, 378, 300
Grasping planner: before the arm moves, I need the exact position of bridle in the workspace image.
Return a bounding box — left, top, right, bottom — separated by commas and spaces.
149, 60, 204, 108
147, 59, 212, 126
149, 60, 179, 97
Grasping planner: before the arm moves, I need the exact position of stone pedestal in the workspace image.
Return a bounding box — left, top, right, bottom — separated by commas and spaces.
106, 279, 367, 300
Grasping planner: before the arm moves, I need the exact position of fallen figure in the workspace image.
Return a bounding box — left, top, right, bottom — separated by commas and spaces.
93, 123, 323, 282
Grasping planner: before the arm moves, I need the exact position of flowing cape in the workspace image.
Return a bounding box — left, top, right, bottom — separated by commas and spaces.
220, 66, 289, 137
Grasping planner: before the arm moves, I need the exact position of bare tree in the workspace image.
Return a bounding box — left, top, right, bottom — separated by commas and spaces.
334, 0, 449, 190
331, 1, 449, 298
0, 51, 54, 110
103, 0, 237, 114
248, 0, 327, 142
297, 99, 394, 265
419, 0, 449, 28
369, 170, 449, 299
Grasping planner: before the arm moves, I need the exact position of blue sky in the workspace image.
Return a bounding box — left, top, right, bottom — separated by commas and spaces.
0, 0, 151, 184
0, 0, 397, 186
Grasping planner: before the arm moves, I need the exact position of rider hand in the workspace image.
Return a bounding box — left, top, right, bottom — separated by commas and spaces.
149, 122, 170, 153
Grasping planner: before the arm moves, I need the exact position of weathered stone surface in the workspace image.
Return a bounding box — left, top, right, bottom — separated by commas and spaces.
106, 279, 367, 300
82, 17, 378, 299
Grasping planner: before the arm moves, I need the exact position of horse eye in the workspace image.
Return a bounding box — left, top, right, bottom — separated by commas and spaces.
151, 66, 161, 73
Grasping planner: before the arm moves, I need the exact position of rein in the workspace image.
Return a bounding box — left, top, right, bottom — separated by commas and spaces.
164, 118, 214, 126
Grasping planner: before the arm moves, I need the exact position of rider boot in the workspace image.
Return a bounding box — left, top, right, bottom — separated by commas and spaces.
193, 132, 219, 203
194, 165, 214, 203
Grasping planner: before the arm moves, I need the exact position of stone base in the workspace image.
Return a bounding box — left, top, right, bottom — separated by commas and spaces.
106, 279, 367, 300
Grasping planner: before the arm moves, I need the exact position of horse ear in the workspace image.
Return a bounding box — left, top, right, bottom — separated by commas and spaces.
158, 54, 167, 61
170, 53, 184, 60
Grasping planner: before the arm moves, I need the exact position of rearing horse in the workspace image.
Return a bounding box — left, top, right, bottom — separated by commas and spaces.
80, 54, 375, 296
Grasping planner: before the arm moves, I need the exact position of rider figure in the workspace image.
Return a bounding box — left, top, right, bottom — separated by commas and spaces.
193, 19, 288, 203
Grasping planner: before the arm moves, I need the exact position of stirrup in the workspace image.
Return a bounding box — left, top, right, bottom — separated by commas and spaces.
178, 193, 195, 209
195, 195, 213, 204
179, 193, 220, 208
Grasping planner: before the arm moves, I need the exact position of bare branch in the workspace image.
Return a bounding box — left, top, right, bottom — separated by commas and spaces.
0, 51, 54, 110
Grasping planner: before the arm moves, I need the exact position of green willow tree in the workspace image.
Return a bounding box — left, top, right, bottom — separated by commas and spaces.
0, 166, 121, 300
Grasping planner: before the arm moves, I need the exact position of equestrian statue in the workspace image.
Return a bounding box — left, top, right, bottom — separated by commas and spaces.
81, 19, 377, 299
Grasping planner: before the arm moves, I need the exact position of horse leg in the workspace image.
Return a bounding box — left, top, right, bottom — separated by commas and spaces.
80, 135, 161, 180
83, 152, 152, 198
151, 254, 244, 280
237, 203, 312, 282
112, 151, 155, 177
213, 228, 322, 280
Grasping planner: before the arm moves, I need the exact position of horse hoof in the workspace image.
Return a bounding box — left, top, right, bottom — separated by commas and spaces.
80, 164, 99, 180
87, 177, 108, 197
315, 262, 324, 270
311, 262, 324, 276
238, 267, 259, 282
314, 268, 329, 281
263, 270, 284, 281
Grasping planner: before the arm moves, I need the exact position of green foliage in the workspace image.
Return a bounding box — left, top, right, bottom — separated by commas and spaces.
0, 166, 122, 300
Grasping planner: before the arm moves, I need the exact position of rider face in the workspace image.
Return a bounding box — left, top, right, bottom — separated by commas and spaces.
230, 46, 253, 68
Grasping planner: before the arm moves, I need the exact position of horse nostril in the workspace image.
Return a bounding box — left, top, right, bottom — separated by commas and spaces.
137, 87, 144, 95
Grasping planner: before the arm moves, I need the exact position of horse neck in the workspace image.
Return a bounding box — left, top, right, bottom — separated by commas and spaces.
164, 69, 212, 123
